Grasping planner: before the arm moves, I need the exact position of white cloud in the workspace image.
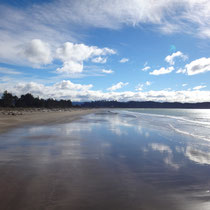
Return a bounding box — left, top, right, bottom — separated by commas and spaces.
56, 61, 83, 74
165, 51, 188, 65
185, 57, 210, 75
55, 0, 210, 38
22, 39, 52, 66
0, 0, 209, 67
0, 67, 22, 75
56, 42, 115, 62
107, 82, 129, 91
0, 76, 13, 83
54, 80, 93, 91
0, 0, 209, 74
142, 66, 151, 71
102, 69, 114, 74
158, 22, 181, 34
193, 85, 206, 90
150, 66, 174, 75
182, 84, 187, 87
0, 80, 93, 100
1, 81, 210, 102
92, 56, 107, 63
136, 81, 151, 91
146, 81, 151, 86
199, 27, 210, 39
136, 84, 144, 91
119, 58, 129, 63
56, 42, 116, 74
176, 68, 186, 74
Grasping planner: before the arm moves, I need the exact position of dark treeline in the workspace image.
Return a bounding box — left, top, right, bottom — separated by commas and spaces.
82, 100, 210, 109
1, 91, 210, 109
0, 91, 72, 108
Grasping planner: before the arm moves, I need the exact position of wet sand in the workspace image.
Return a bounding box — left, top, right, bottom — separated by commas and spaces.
0, 110, 210, 210
0, 108, 97, 133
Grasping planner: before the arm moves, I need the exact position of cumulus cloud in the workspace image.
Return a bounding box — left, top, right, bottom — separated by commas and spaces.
165, 51, 188, 65
107, 82, 129, 91
102, 69, 114, 74
57, 61, 83, 74
193, 85, 206, 90
185, 57, 210, 75
150, 66, 174, 75
22, 39, 52, 66
56, 42, 116, 74
119, 58, 129, 63
142, 66, 151, 71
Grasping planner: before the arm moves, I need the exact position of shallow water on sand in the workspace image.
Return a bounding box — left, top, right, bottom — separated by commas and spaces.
0, 110, 210, 210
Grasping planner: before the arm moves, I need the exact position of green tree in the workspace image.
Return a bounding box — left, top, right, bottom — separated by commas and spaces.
2, 91, 14, 107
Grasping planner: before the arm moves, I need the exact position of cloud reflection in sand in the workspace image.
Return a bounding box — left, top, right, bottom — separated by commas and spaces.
148, 143, 180, 169
185, 146, 210, 165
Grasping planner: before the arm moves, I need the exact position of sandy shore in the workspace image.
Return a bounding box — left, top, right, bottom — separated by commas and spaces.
0, 108, 97, 133
0, 109, 209, 209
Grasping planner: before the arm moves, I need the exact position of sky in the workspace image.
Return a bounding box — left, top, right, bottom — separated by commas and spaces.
0, 0, 210, 102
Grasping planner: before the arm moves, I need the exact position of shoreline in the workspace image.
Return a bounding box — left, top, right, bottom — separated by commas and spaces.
0, 108, 98, 134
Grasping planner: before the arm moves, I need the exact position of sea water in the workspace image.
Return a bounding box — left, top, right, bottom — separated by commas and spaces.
121, 108, 210, 142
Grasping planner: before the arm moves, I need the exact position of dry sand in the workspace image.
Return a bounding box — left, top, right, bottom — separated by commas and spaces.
0, 108, 97, 133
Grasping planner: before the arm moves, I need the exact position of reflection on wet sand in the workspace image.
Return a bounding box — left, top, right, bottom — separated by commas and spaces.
185, 146, 210, 165
0, 110, 210, 210
148, 143, 180, 170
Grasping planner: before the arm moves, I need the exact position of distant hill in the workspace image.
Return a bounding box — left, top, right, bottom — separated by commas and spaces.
81, 100, 210, 109
72, 102, 85, 106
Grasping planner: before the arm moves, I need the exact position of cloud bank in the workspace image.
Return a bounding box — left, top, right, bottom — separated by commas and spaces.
1, 81, 210, 103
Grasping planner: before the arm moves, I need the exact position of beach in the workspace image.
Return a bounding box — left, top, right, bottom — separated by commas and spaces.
0, 108, 97, 133
1, 0, 209, 209
0, 109, 210, 210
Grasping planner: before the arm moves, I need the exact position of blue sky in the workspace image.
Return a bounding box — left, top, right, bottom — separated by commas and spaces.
0, 0, 210, 102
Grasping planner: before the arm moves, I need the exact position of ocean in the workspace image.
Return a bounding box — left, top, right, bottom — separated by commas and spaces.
121, 108, 210, 142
